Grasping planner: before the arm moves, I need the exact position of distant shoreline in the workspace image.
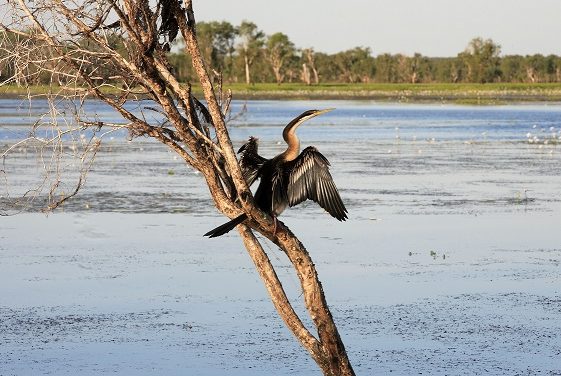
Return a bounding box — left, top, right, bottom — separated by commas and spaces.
228, 91, 561, 104
222, 83, 561, 104
3, 83, 561, 104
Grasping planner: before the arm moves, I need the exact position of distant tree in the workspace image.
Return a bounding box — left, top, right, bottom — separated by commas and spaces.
449, 62, 462, 83
501, 55, 525, 82
313, 51, 337, 82
554, 56, 561, 82
265, 32, 295, 84
333, 47, 375, 83
196, 22, 216, 69
236, 21, 264, 84
197, 21, 237, 79
397, 53, 431, 83
301, 48, 319, 85
214, 21, 237, 78
524, 54, 546, 83
426, 57, 452, 83
460, 37, 502, 83
284, 52, 301, 83
8, 15, 561, 87
523, 54, 561, 83
375, 53, 398, 83
544, 54, 559, 82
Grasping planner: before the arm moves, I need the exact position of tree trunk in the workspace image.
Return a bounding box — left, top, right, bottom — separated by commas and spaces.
179, 7, 354, 367
271, 228, 355, 375
244, 53, 251, 84
526, 67, 537, 83
273, 65, 283, 84
302, 63, 311, 85
312, 66, 320, 85
304, 49, 319, 85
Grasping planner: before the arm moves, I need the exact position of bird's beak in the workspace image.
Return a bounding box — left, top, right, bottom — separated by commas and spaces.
313, 108, 335, 117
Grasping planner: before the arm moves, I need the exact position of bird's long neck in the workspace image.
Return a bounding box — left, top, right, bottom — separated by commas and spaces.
280, 119, 302, 161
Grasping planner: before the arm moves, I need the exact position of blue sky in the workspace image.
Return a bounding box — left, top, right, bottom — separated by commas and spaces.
193, 0, 561, 57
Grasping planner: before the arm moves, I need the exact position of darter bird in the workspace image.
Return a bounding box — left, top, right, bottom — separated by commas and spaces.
204, 108, 347, 238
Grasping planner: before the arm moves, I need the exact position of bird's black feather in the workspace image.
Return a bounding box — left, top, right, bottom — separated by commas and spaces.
238, 137, 267, 186
287, 146, 347, 221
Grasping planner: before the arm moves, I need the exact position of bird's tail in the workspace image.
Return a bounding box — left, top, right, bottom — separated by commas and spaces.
204, 214, 248, 238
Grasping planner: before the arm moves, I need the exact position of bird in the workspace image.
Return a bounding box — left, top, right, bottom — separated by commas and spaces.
204, 108, 347, 238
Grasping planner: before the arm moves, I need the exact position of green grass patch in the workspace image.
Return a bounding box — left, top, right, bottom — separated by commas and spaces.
3, 82, 561, 102
222, 82, 561, 93
217, 82, 561, 102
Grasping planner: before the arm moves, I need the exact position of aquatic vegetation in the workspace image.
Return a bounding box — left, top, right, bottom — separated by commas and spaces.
429, 250, 447, 260
514, 189, 530, 205
408, 250, 447, 260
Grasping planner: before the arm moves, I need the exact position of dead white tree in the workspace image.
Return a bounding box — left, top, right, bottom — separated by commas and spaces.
0, 1, 355, 374
302, 48, 319, 85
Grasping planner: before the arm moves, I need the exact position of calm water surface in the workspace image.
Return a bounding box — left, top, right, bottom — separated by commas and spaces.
2, 99, 561, 142
1, 99, 561, 375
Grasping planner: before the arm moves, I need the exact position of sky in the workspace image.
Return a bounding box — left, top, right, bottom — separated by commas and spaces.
193, 0, 561, 57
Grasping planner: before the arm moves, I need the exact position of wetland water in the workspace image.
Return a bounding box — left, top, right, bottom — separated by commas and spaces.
1, 100, 561, 375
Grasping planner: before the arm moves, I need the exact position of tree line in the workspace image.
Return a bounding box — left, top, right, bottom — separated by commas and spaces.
168, 20, 561, 85
2, 20, 561, 86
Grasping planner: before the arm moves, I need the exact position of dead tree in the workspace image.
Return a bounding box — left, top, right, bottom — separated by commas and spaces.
302, 48, 320, 85
0, 0, 355, 374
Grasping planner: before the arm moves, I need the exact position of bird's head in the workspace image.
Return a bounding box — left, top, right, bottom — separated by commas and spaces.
296, 108, 335, 123
284, 108, 334, 136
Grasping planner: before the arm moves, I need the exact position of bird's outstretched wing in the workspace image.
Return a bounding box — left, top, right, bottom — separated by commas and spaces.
287, 146, 348, 221
238, 137, 267, 186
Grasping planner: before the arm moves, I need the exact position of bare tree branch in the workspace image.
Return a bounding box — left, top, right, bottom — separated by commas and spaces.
0, 1, 355, 374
